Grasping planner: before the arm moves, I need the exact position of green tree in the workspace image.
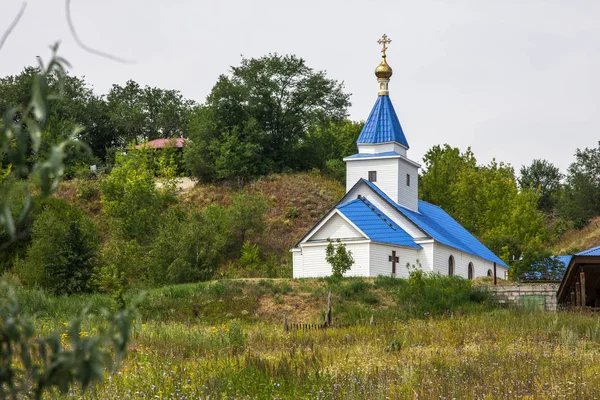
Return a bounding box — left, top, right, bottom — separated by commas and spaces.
15, 198, 99, 295
228, 192, 268, 248
184, 54, 351, 181
325, 239, 354, 278
419, 144, 476, 212
518, 159, 562, 212
558, 142, 600, 228
100, 147, 159, 241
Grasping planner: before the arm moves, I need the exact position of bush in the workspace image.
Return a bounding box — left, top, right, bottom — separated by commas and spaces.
76, 179, 100, 200
16, 198, 99, 295
149, 205, 230, 285
100, 149, 160, 241
325, 239, 354, 278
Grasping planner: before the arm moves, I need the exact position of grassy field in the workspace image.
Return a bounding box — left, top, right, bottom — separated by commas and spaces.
8, 277, 600, 399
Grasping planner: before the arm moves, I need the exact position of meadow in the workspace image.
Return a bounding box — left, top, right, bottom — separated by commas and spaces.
8, 276, 600, 399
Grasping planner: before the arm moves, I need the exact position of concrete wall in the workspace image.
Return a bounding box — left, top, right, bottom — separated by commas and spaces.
482, 284, 559, 312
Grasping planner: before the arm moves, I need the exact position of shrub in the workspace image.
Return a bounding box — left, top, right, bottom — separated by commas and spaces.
16, 198, 99, 295
228, 193, 268, 249
100, 149, 160, 241
149, 205, 230, 285
76, 179, 100, 200
325, 239, 354, 278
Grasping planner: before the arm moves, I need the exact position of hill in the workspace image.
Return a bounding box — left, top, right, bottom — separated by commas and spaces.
550, 215, 600, 255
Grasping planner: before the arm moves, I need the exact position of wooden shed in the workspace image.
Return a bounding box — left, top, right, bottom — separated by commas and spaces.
557, 246, 600, 307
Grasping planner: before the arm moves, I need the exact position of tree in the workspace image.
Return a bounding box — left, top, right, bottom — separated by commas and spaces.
100, 147, 160, 241
184, 54, 351, 181
15, 198, 99, 295
325, 239, 354, 278
518, 159, 562, 212
228, 192, 268, 248
510, 248, 567, 282
107, 80, 195, 146
558, 142, 600, 228
419, 144, 476, 212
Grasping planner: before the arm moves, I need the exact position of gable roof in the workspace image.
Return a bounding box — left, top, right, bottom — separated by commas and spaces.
136, 138, 188, 149
356, 96, 409, 148
360, 179, 509, 267
337, 198, 421, 248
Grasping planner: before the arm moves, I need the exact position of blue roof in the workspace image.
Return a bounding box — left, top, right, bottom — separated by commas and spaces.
345, 151, 402, 159
357, 96, 409, 148
554, 255, 573, 268
577, 246, 600, 256
360, 179, 509, 267
337, 198, 421, 248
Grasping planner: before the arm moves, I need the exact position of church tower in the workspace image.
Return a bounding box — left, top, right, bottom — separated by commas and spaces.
343, 35, 420, 212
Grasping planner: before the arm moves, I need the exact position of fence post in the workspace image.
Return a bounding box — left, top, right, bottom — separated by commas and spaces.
325, 291, 332, 327
284, 314, 288, 332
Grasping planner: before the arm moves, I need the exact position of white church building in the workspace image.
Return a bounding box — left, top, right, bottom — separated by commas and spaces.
292, 35, 509, 280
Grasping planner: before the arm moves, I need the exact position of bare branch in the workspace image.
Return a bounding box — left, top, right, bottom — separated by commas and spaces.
0, 2, 27, 53
65, 0, 134, 63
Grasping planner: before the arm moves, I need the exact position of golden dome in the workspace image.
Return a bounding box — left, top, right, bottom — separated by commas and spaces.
375, 57, 393, 79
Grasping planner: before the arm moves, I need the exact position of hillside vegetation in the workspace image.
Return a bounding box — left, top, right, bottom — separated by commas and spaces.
550, 215, 600, 255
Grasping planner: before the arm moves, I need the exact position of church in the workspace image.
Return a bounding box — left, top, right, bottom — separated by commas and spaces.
292, 35, 509, 280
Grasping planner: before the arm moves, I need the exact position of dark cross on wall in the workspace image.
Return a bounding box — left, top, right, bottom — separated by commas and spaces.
389, 251, 399, 275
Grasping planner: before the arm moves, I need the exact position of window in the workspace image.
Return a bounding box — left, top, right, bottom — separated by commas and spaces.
487, 269, 493, 277
368, 171, 377, 182
448, 256, 454, 276
468, 263, 474, 280
406, 173, 411, 186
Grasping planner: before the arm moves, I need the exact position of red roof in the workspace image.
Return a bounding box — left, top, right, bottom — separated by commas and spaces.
136, 138, 188, 149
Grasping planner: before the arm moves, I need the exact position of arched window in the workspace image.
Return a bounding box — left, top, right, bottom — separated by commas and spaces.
448, 255, 455, 276
487, 269, 493, 277
468, 262, 474, 280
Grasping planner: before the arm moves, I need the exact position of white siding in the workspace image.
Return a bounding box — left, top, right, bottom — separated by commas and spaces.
369, 244, 419, 278
397, 158, 419, 212
432, 243, 509, 279
309, 213, 365, 241
356, 142, 407, 156
294, 242, 370, 278
292, 250, 303, 278
345, 158, 399, 201
343, 182, 426, 239
416, 241, 435, 271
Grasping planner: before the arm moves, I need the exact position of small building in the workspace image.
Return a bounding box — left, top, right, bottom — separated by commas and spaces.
557, 246, 600, 307
291, 35, 509, 280
135, 138, 188, 150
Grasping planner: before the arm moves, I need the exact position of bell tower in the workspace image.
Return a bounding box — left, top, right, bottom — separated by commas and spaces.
343, 35, 420, 212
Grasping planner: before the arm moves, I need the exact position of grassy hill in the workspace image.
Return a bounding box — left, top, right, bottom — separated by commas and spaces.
550, 215, 600, 255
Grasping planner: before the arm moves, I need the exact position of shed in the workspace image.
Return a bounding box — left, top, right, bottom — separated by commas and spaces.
557, 246, 600, 307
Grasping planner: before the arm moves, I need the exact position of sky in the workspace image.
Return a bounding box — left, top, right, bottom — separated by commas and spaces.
1, 0, 599, 174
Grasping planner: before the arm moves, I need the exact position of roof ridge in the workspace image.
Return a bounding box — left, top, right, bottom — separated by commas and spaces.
357, 195, 397, 231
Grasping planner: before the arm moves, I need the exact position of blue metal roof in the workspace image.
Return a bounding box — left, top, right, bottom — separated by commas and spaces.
337, 198, 421, 248
360, 179, 509, 267
577, 246, 600, 256
555, 255, 573, 268
356, 96, 409, 148
344, 151, 402, 159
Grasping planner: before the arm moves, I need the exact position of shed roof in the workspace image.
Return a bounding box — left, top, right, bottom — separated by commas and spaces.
135, 138, 188, 149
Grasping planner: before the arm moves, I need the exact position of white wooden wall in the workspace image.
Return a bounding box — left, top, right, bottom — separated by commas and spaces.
309, 213, 365, 241
293, 242, 370, 278
396, 158, 419, 212
432, 243, 508, 279
369, 244, 419, 278
346, 158, 399, 202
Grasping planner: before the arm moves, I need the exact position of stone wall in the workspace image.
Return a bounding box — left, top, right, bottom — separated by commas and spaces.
481, 284, 559, 312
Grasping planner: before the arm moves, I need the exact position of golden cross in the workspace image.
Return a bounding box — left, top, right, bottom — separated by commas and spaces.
377, 34, 392, 57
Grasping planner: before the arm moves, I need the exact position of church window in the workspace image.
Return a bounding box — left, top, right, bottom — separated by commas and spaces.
468, 263, 474, 280
368, 171, 377, 182
487, 269, 493, 277
448, 255, 454, 276
406, 174, 410, 186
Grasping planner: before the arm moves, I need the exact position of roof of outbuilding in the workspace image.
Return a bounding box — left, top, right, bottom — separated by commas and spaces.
135, 138, 188, 149
360, 179, 509, 267
356, 95, 409, 148
576, 246, 600, 256
337, 198, 421, 248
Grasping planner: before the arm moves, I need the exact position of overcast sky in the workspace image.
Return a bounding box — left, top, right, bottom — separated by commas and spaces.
2, 0, 599, 174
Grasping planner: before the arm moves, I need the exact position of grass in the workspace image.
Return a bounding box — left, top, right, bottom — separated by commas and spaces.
551, 215, 600, 255
6, 276, 600, 399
